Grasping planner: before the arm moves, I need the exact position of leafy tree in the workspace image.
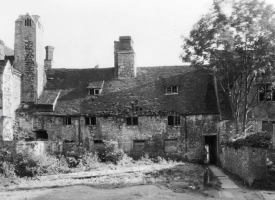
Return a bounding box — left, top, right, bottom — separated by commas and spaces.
181, 0, 275, 134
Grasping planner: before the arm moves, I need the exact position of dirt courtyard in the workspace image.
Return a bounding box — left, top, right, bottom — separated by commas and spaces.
0, 185, 215, 200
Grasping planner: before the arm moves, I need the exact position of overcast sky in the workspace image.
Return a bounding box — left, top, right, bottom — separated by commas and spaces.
0, 0, 274, 69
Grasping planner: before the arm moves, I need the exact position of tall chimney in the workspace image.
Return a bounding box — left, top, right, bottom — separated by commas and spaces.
0, 40, 5, 60
44, 46, 54, 70
114, 36, 136, 78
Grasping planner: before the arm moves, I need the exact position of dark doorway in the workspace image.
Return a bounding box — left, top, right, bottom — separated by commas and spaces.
35, 130, 48, 141
205, 135, 217, 164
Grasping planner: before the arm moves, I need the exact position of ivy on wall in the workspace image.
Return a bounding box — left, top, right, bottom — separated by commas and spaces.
223, 132, 272, 149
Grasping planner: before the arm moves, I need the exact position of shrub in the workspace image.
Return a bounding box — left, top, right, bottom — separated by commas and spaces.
224, 131, 272, 149
96, 140, 125, 164
77, 152, 100, 170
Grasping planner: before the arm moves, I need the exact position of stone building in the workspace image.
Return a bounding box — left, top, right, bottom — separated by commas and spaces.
0, 13, 234, 162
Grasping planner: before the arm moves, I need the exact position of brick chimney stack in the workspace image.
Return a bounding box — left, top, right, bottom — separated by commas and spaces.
44, 46, 54, 70
114, 36, 136, 78
0, 40, 5, 60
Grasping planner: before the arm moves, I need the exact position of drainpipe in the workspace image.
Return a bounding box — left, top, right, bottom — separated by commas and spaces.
184, 116, 188, 153
78, 116, 81, 145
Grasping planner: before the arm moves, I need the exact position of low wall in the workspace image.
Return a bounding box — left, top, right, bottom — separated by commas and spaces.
220, 146, 267, 185
0, 141, 60, 155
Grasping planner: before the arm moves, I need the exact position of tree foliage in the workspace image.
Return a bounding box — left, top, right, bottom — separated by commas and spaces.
181, 0, 275, 133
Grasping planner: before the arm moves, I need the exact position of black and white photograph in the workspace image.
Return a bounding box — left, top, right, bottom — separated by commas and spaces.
0, 0, 275, 199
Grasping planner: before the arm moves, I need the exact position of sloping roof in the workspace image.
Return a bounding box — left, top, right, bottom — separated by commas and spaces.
87, 81, 104, 88
37, 90, 61, 105
4, 46, 14, 56
38, 66, 220, 116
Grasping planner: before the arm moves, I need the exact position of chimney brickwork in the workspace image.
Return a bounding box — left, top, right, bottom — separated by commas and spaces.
44, 46, 54, 70
114, 36, 136, 78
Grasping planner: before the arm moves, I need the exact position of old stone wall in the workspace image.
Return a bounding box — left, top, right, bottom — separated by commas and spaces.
14, 15, 44, 102
16, 113, 219, 162
117, 52, 135, 78
36, 20, 44, 99
0, 62, 22, 141
220, 146, 267, 185
185, 115, 219, 161
34, 115, 80, 142
0, 140, 60, 155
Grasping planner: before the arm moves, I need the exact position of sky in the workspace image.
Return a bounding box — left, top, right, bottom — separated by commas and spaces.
0, 0, 274, 69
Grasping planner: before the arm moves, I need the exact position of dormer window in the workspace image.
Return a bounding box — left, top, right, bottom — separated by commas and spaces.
87, 81, 104, 96
88, 88, 101, 95
25, 18, 32, 26
166, 86, 178, 94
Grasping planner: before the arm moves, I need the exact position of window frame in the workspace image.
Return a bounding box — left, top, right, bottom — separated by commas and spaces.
168, 116, 181, 126
88, 88, 101, 96
63, 117, 72, 125
126, 117, 138, 126
133, 140, 146, 152
93, 140, 104, 149
262, 121, 275, 133
165, 86, 178, 94
259, 84, 275, 101
85, 116, 97, 125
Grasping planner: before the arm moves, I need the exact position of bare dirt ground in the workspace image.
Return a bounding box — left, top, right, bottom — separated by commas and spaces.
0, 163, 273, 200
0, 185, 212, 200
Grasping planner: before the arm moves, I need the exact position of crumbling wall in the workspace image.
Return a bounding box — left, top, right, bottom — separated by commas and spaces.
15, 113, 219, 162
81, 115, 181, 153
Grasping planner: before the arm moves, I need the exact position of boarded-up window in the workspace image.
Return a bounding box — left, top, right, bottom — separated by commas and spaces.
127, 117, 138, 125
85, 117, 97, 125
133, 140, 146, 152
164, 139, 177, 152
262, 121, 274, 133
168, 116, 180, 125
94, 140, 104, 149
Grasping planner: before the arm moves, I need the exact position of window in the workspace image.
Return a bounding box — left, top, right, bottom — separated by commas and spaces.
25, 18, 32, 26
126, 117, 138, 125
166, 86, 178, 93
164, 139, 178, 152
35, 131, 48, 141
259, 84, 275, 101
63, 117, 72, 125
262, 121, 275, 133
94, 140, 104, 149
88, 88, 101, 95
168, 116, 181, 126
133, 140, 146, 152
85, 117, 96, 125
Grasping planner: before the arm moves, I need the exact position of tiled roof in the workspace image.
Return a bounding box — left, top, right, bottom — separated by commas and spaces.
37, 90, 61, 105
87, 81, 104, 88
39, 66, 220, 116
